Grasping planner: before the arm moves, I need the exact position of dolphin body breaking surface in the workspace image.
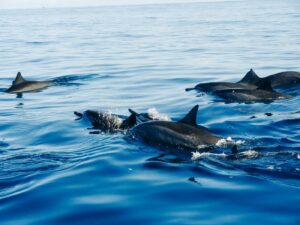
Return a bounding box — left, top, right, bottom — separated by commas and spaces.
190, 69, 260, 92
74, 110, 136, 132
263, 71, 300, 88
6, 72, 53, 94
214, 79, 293, 103
128, 105, 221, 150
189, 69, 300, 93
74, 109, 160, 133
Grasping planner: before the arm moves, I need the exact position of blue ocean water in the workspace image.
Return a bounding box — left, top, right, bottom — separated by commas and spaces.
0, 1, 300, 224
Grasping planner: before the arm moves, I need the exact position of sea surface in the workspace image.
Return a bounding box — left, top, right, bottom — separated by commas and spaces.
0, 1, 300, 224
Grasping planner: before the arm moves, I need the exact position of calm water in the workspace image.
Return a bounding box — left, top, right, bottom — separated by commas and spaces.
0, 1, 300, 224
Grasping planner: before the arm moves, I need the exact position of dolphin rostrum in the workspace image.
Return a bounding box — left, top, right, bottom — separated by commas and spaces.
128, 105, 221, 150
214, 79, 292, 102
6, 72, 53, 94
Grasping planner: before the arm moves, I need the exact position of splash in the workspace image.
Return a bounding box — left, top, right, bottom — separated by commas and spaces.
216, 137, 245, 147
92, 112, 124, 132
147, 108, 170, 121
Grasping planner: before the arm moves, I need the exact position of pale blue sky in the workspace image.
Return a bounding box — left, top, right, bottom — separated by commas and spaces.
0, 0, 212, 9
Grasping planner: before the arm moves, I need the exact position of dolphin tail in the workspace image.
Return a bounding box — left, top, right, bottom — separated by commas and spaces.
178, 105, 199, 126
238, 69, 261, 84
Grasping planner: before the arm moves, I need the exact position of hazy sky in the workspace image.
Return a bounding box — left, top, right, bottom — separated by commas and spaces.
0, 0, 205, 9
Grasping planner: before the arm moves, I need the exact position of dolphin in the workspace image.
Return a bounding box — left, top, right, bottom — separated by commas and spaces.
263, 71, 300, 88
74, 109, 159, 133
74, 110, 136, 132
188, 69, 260, 92
6, 72, 53, 94
214, 79, 292, 103
188, 69, 300, 93
128, 105, 221, 150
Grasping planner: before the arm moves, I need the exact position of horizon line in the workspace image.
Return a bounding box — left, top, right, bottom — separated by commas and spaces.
0, 0, 238, 10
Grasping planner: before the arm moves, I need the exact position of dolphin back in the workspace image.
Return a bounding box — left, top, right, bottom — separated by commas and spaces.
129, 105, 220, 150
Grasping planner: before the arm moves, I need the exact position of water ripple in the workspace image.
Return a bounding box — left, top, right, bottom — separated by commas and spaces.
0, 1, 299, 225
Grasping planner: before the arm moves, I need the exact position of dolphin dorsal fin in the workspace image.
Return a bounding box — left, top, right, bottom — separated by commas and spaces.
238, 69, 261, 84
12, 72, 26, 85
128, 108, 138, 116
178, 105, 199, 126
120, 112, 137, 129
256, 79, 274, 91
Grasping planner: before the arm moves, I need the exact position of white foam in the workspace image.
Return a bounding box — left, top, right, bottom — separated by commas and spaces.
235, 140, 245, 145
147, 108, 170, 121
216, 138, 227, 147
267, 165, 275, 170
196, 144, 208, 149
216, 136, 245, 147
191, 151, 226, 160
240, 150, 258, 158
191, 151, 202, 160
94, 112, 124, 131
226, 137, 233, 142
106, 113, 123, 125
297, 154, 300, 160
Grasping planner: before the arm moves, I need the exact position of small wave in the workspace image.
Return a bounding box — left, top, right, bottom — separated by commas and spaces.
272, 118, 300, 126
0, 141, 9, 148
25, 41, 52, 45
